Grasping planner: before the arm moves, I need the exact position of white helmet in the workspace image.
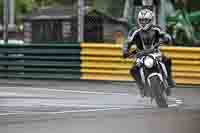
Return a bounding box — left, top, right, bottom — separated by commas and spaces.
137, 9, 154, 30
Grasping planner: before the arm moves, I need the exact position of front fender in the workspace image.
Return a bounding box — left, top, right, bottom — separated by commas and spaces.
147, 73, 163, 87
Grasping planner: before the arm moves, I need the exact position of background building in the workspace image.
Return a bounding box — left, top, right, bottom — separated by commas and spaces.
23, 7, 128, 44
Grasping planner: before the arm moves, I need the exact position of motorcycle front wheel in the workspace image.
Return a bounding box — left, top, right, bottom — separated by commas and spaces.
150, 76, 168, 108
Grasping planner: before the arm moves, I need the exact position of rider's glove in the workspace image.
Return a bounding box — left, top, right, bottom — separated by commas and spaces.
153, 48, 159, 53
123, 52, 129, 58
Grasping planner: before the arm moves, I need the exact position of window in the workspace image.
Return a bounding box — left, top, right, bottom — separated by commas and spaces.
32, 20, 63, 43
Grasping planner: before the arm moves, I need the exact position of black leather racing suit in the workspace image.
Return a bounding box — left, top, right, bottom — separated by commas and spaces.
123, 26, 174, 95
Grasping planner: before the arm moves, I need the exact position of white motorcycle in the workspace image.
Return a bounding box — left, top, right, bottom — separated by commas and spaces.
129, 44, 169, 108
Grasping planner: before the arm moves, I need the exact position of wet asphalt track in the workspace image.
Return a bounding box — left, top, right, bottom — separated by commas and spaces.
0, 80, 200, 133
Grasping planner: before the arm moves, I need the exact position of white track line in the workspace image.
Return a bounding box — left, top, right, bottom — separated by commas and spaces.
0, 87, 185, 104
168, 104, 178, 107
0, 107, 136, 116
0, 102, 183, 116
0, 86, 130, 96
0, 100, 184, 116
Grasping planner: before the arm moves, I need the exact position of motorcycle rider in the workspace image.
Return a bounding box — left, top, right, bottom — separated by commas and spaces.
123, 8, 176, 97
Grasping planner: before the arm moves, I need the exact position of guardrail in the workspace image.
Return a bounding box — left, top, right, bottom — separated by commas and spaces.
0, 44, 81, 80
80, 43, 133, 81
81, 43, 200, 85
0, 43, 199, 85
162, 47, 200, 85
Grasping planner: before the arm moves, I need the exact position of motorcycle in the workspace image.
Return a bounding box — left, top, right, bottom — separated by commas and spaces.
128, 43, 169, 108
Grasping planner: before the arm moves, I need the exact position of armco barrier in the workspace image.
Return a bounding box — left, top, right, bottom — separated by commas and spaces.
162, 47, 200, 85
81, 43, 200, 85
80, 43, 133, 81
0, 44, 81, 80
0, 43, 199, 85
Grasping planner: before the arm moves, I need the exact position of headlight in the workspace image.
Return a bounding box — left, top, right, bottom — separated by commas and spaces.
144, 56, 154, 68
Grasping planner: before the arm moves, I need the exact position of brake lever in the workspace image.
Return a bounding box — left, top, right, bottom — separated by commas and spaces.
127, 50, 137, 58
154, 42, 162, 49
128, 54, 135, 58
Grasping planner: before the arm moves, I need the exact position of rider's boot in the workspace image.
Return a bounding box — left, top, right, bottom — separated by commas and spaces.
136, 82, 145, 97
130, 66, 145, 97
163, 56, 176, 96
166, 78, 176, 96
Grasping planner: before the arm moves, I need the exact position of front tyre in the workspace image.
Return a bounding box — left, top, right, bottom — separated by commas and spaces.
150, 76, 168, 108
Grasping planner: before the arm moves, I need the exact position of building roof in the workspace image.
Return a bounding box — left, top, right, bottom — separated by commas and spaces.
24, 6, 77, 20
23, 6, 128, 24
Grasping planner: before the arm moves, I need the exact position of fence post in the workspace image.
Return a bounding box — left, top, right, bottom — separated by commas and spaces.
78, 0, 85, 42
3, 0, 9, 43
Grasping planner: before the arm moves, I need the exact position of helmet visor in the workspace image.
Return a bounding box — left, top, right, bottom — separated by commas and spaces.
139, 18, 151, 27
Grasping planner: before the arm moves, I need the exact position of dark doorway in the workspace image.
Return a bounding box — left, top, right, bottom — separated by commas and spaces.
84, 16, 103, 42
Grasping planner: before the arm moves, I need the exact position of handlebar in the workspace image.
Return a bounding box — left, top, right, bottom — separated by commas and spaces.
135, 49, 155, 58
154, 42, 161, 49
127, 42, 161, 59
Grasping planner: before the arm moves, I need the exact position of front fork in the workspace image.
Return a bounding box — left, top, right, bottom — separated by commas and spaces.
139, 62, 168, 97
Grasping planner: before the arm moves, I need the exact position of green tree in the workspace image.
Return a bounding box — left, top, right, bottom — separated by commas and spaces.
0, 0, 3, 24
33, 0, 76, 7
15, 0, 35, 26
94, 0, 125, 18
0, 0, 94, 24
16, 0, 34, 16
33, 0, 56, 7
0, 0, 34, 23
